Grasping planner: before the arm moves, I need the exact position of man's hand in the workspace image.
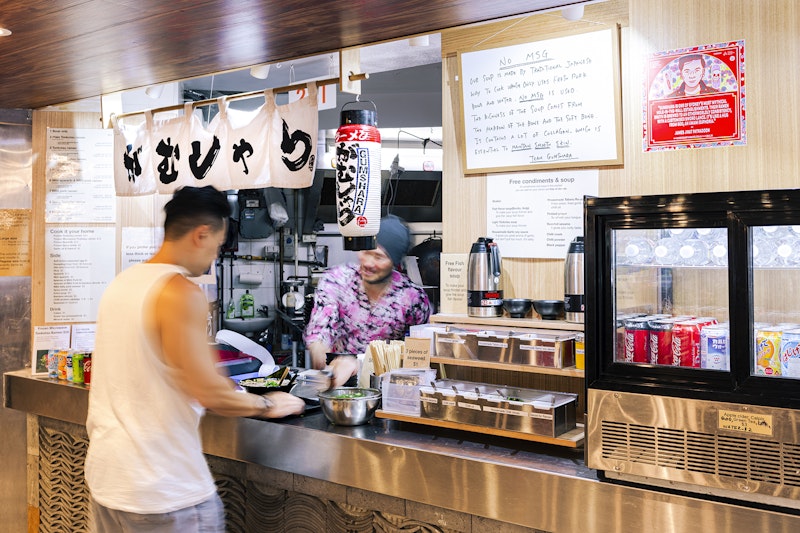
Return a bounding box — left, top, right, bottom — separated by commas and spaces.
328, 355, 359, 388
259, 391, 306, 418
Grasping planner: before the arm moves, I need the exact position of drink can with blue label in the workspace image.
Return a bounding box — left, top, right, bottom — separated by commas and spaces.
780, 328, 800, 378
700, 325, 729, 370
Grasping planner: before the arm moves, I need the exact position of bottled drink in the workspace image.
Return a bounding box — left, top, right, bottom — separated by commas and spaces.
668, 228, 695, 240
695, 227, 724, 241
757, 225, 789, 240
709, 240, 728, 266
653, 237, 681, 265
623, 237, 654, 265
775, 236, 800, 266
752, 238, 776, 267
678, 239, 709, 266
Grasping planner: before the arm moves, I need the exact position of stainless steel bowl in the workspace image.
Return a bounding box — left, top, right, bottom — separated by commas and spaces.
317, 387, 381, 426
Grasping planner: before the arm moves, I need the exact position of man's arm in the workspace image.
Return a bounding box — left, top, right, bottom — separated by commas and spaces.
307, 340, 331, 370
156, 274, 305, 418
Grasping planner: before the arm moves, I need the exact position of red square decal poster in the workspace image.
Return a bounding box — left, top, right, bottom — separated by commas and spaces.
644, 41, 745, 151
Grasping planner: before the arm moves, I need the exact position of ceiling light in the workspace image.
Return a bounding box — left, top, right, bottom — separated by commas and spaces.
561, 4, 585, 20
408, 35, 430, 47
0, 28, 12, 37
250, 64, 271, 79
145, 85, 165, 99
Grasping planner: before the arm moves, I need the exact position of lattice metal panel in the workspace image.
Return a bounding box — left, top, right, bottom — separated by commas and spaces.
39, 425, 92, 533
215, 472, 247, 533
33, 422, 485, 532
600, 420, 800, 491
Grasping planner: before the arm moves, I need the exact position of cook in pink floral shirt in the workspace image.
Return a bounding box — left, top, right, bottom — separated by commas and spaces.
304, 216, 431, 370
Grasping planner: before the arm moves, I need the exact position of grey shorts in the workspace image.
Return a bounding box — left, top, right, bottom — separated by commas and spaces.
92, 493, 225, 533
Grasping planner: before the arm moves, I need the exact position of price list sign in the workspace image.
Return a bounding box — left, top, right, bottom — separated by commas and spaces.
459, 28, 622, 173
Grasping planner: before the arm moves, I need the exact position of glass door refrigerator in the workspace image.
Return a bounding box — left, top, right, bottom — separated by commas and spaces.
585, 189, 800, 510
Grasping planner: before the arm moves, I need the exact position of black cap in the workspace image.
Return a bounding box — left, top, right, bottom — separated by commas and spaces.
341, 109, 377, 127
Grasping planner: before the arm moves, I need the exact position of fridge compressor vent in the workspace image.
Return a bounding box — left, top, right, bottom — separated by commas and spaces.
600, 421, 800, 488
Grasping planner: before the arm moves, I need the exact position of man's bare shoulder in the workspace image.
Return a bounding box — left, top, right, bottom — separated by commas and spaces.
157, 272, 206, 315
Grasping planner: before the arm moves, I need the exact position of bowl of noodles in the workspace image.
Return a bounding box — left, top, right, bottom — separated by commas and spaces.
238, 367, 293, 394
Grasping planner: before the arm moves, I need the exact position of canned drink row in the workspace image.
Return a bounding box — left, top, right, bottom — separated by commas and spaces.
618, 314, 725, 369
47, 349, 91, 385
615, 314, 800, 376
754, 325, 800, 377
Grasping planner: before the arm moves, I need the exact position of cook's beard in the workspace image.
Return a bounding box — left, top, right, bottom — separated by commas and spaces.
362, 271, 393, 285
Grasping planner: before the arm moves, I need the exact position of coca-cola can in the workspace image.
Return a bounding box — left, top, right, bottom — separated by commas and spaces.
695, 316, 719, 328
624, 318, 650, 363
649, 319, 676, 365
83, 353, 92, 386
673, 320, 701, 367
615, 315, 629, 362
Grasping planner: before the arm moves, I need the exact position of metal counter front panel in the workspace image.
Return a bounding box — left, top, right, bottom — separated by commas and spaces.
587, 388, 800, 509
8, 370, 800, 532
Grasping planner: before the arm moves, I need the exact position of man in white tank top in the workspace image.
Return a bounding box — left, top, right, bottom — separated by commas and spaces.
85, 186, 308, 533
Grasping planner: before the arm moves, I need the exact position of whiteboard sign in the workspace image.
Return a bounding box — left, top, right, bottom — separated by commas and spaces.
459, 28, 621, 173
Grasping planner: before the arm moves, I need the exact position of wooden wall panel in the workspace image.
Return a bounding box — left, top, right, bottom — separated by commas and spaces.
441, 0, 800, 304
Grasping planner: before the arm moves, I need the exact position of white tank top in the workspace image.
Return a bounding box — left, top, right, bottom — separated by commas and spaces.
85, 263, 216, 513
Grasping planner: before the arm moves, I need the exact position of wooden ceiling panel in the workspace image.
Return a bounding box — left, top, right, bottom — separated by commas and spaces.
0, 0, 580, 109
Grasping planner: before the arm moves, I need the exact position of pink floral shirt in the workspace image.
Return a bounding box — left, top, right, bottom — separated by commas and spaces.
304, 264, 431, 354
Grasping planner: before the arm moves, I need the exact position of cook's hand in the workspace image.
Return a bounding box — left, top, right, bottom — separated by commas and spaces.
261, 391, 306, 418
328, 355, 359, 388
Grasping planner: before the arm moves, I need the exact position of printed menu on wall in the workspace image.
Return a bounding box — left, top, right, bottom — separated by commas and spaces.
45, 226, 116, 323
459, 28, 622, 174
45, 128, 116, 223
486, 170, 598, 259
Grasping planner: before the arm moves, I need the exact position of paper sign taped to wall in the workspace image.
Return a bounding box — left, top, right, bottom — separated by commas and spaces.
439, 253, 468, 314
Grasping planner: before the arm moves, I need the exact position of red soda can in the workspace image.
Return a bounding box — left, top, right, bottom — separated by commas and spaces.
624, 318, 650, 363
615, 316, 627, 362
673, 320, 701, 367
695, 317, 719, 328
83, 353, 92, 386
649, 319, 676, 365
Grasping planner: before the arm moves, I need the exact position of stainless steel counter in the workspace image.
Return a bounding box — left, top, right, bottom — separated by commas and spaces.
6, 368, 800, 532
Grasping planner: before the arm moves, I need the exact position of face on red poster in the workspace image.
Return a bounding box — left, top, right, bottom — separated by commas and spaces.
644, 41, 745, 151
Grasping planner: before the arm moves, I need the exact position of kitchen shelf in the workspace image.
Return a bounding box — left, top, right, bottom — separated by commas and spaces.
430, 357, 583, 378
376, 410, 585, 448
430, 313, 584, 332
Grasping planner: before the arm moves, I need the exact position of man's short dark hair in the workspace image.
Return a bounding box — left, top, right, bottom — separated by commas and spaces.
678, 54, 706, 71
163, 186, 231, 240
